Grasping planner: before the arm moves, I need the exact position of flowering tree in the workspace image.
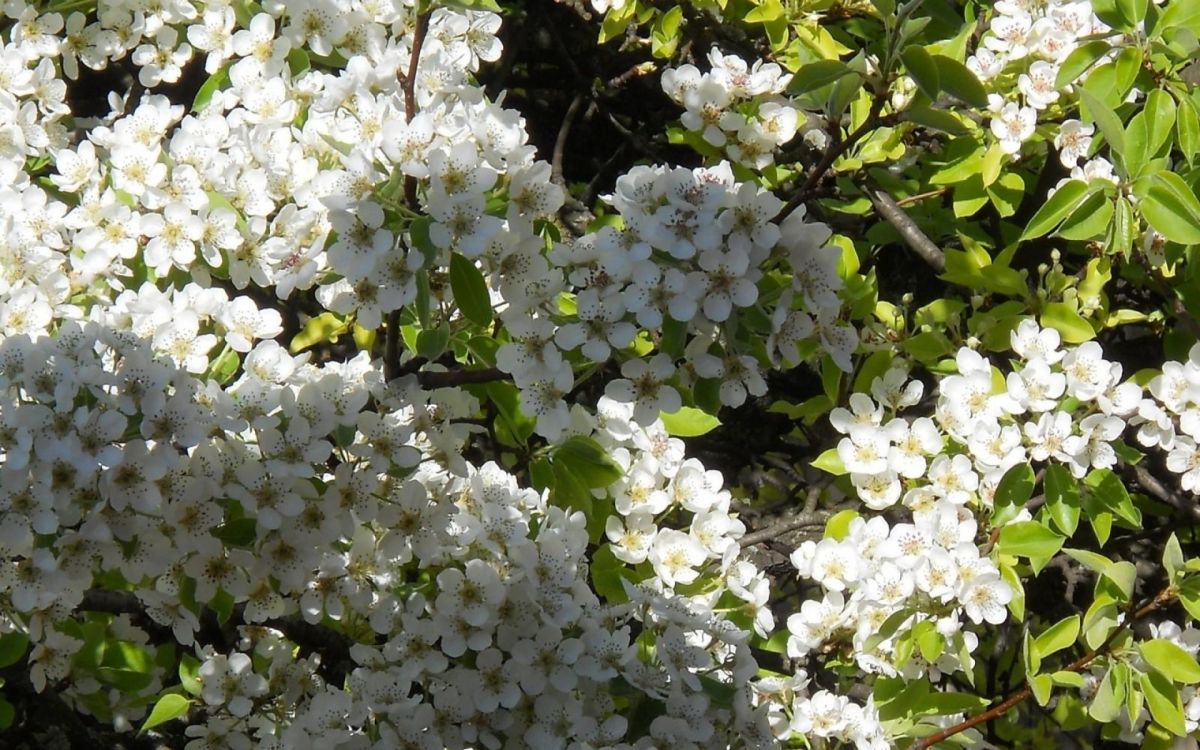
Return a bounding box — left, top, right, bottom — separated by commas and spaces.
5, 0, 1200, 747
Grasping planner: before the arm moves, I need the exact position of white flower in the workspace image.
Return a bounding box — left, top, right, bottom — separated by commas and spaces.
1055, 119, 1094, 167
960, 574, 1013, 625
604, 354, 682, 426
990, 102, 1036, 154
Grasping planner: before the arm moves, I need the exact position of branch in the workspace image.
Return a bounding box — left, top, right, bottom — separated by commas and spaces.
774, 93, 888, 224
739, 510, 831, 548
866, 186, 946, 272
906, 586, 1178, 750
1126, 461, 1200, 521
386, 10, 432, 383
416, 367, 512, 389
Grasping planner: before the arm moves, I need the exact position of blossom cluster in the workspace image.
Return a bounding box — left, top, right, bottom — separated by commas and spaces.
660, 48, 801, 168
969, 0, 1116, 172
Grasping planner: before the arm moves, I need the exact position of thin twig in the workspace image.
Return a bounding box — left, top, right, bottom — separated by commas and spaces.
907, 586, 1178, 750
385, 12, 432, 383
774, 94, 888, 224
866, 186, 946, 272
895, 187, 948, 207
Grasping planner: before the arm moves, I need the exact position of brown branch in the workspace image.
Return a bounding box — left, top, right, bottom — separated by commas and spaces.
866, 186, 946, 272
906, 586, 1178, 750
386, 11, 432, 383
552, 94, 587, 187
773, 93, 888, 224
1126, 461, 1200, 521
738, 510, 831, 548
895, 187, 949, 207
416, 367, 512, 389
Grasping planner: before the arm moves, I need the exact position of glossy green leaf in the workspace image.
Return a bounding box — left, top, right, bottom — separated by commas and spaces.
659, 406, 721, 437
790, 60, 857, 95
1021, 180, 1090, 240
1089, 665, 1124, 722
1078, 87, 1126, 159
1056, 41, 1113, 89
1141, 639, 1200, 684
449, 253, 493, 327
1035, 615, 1081, 659
931, 54, 988, 107
1040, 302, 1095, 344
140, 694, 191, 734
290, 312, 349, 354
1142, 670, 1187, 736
997, 521, 1065, 559
901, 45, 940, 101
1139, 172, 1200, 244
552, 435, 623, 488
812, 447, 847, 475
992, 462, 1036, 525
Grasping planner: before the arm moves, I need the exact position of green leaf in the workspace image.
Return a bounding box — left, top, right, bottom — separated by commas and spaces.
790, 60, 856, 95
0, 632, 28, 668
0, 698, 12, 730
1178, 96, 1200, 167
992, 462, 1036, 526
1078, 87, 1126, 160
659, 406, 721, 437
1030, 673, 1054, 706
998, 521, 1066, 560
211, 517, 257, 548
1085, 468, 1142, 526
1164, 533, 1185, 585
1056, 40, 1113, 89
1057, 191, 1114, 241
449, 253, 493, 327
1034, 615, 1081, 659
416, 323, 450, 361
1021, 180, 1090, 240
1044, 464, 1082, 535
901, 45, 940, 101
140, 694, 191, 735
1141, 639, 1200, 684
1089, 665, 1125, 722
1040, 302, 1095, 344
1065, 551, 1114, 579
1142, 670, 1187, 736
192, 63, 231, 112
552, 436, 623, 488
812, 447, 847, 475
825, 509, 859, 541
931, 54, 988, 107
290, 312, 349, 354
1102, 560, 1136, 601
1138, 172, 1200, 244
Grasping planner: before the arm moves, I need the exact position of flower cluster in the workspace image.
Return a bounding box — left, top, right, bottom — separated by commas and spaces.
660, 48, 801, 168
970, 0, 1115, 164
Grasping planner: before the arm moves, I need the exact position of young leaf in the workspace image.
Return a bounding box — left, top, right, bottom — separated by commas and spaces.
1034, 615, 1081, 659
1142, 670, 1187, 736
140, 694, 191, 734
1141, 639, 1200, 684
659, 406, 721, 437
